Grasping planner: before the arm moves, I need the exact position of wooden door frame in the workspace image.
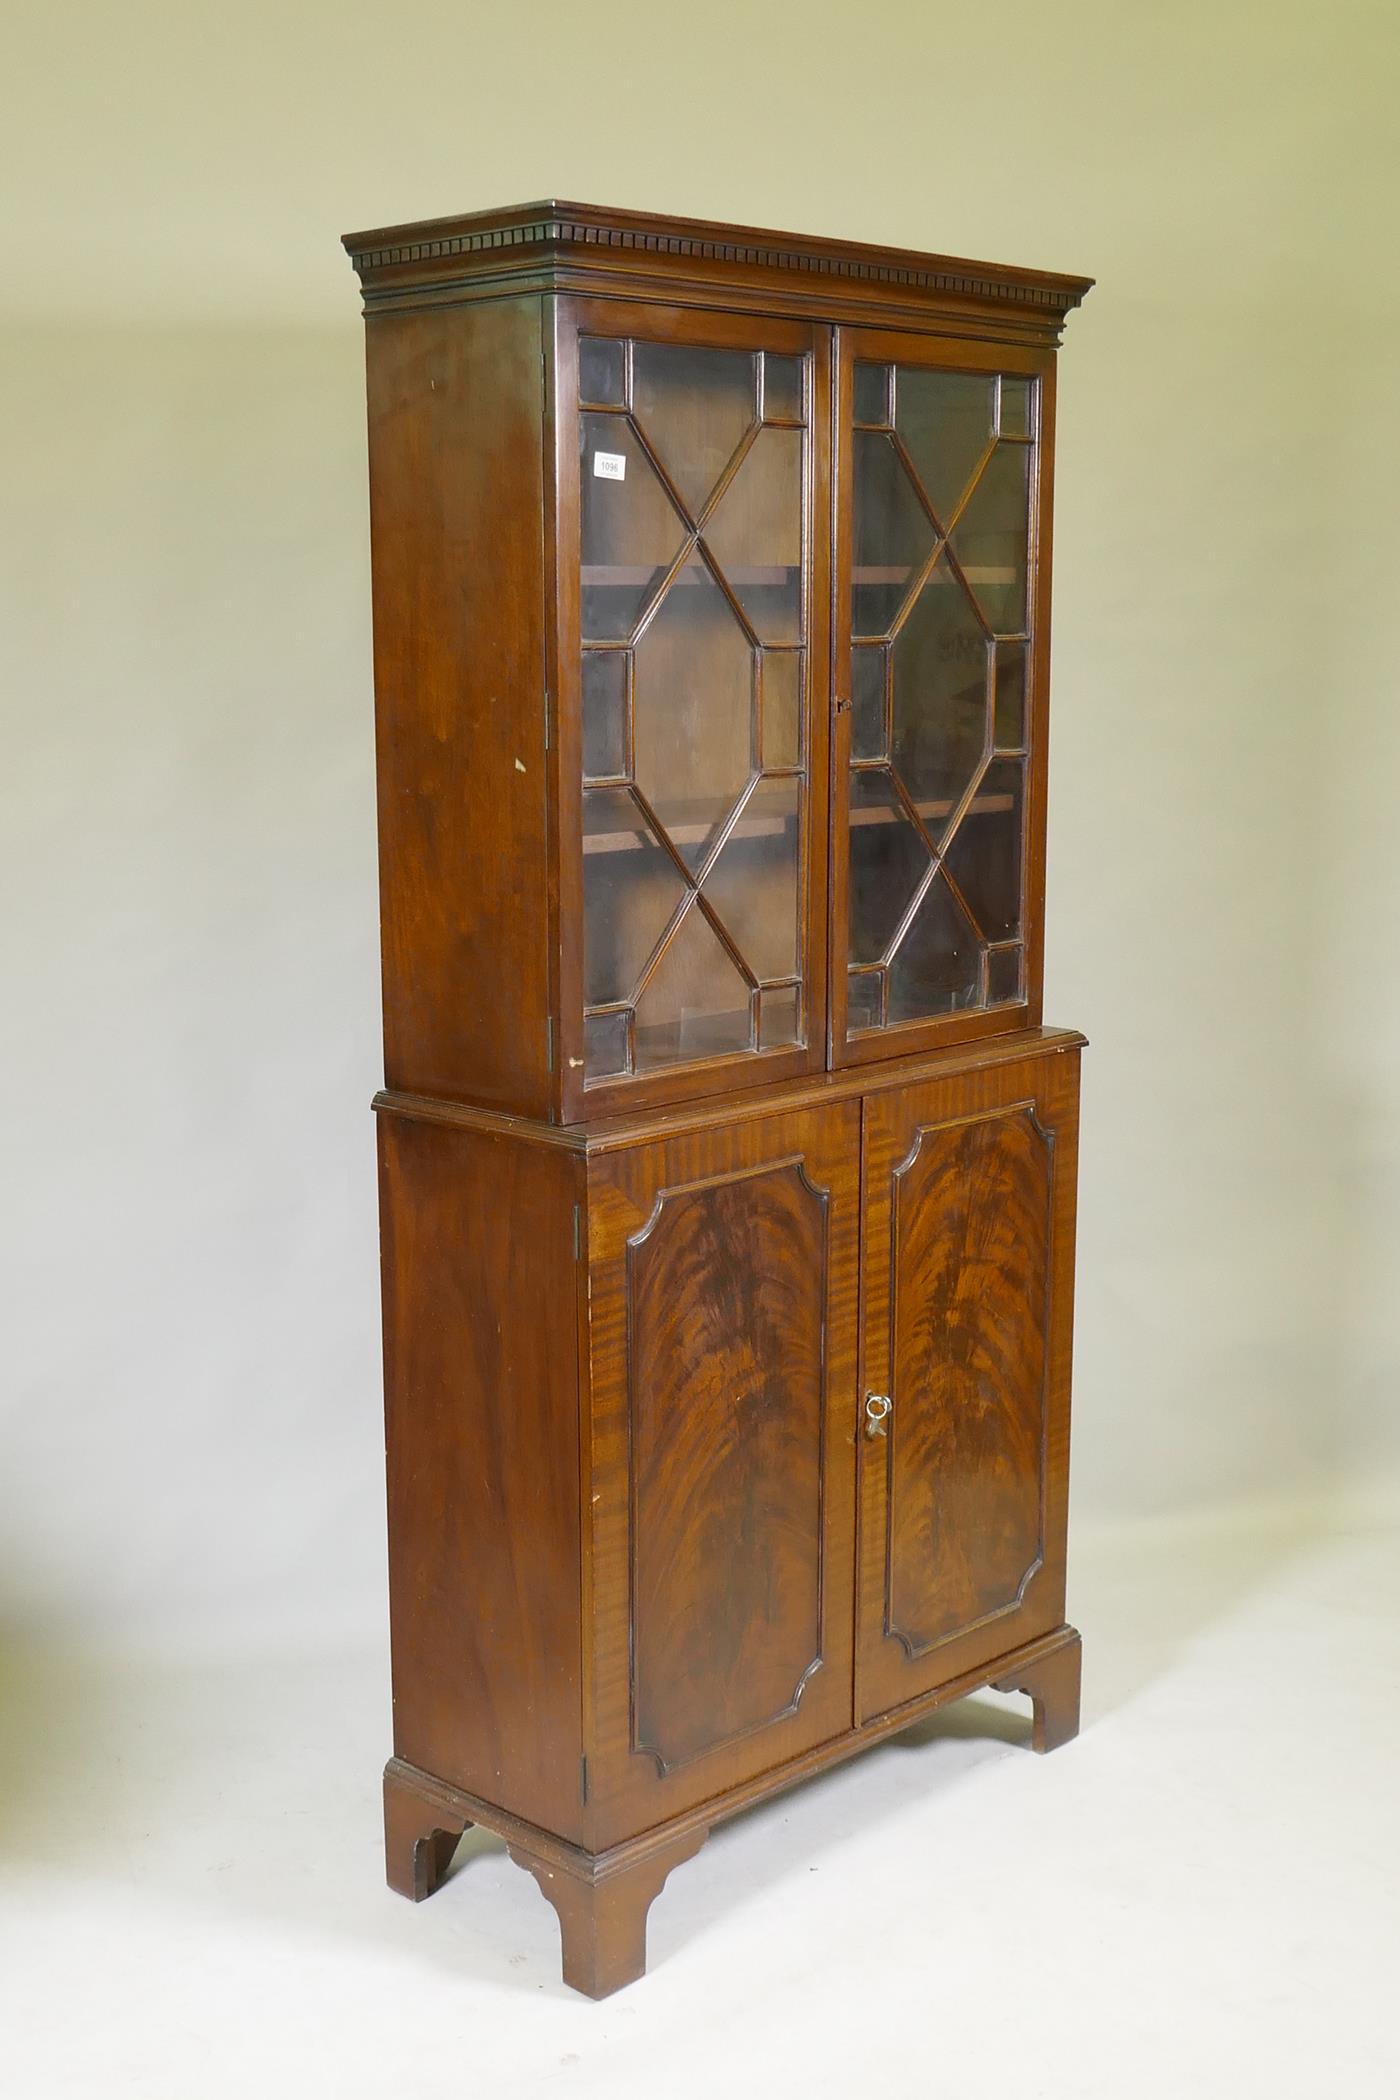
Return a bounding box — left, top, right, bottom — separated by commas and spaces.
854, 1048, 1080, 1724
579, 1100, 860, 1851
828, 324, 1058, 1075
552, 295, 833, 1125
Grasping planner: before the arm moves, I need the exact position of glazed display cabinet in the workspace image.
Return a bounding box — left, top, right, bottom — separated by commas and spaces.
344, 200, 1092, 1998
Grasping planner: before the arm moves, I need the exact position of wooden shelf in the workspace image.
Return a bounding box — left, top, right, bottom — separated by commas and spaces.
583, 564, 795, 588
853, 564, 1017, 586
582, 790, 1013, 856
851, 790, 1013, 829
581, 562, 1016, 587
584, 807, 789, 856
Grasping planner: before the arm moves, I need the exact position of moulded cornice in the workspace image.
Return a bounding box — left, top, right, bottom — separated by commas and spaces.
342, 198, 1093, 342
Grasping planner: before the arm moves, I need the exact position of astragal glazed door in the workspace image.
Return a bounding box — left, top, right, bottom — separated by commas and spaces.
556, 300, 831, 1120
832, 327, 1055, 1069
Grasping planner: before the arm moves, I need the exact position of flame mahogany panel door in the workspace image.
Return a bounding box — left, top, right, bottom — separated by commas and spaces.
584, 1102, 859, 1844
855, 1047, 1081, 1722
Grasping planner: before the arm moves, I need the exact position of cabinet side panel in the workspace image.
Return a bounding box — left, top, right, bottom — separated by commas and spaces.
378, 1113, 583, 1835
365, 296, 552, 1114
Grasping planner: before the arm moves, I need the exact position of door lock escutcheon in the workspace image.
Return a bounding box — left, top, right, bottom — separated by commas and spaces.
864, 1392, 892, 1438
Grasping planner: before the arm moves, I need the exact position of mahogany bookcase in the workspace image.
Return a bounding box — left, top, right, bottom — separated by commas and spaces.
343, 200, 1092, 1997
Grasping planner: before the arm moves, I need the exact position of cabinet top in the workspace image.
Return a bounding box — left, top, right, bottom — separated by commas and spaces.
342, 198, 1093, 345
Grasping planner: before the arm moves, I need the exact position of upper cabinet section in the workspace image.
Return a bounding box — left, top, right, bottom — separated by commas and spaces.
345, 203, 1090, 1125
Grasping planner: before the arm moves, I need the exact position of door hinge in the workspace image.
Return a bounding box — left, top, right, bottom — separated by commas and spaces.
543, 686, 551, 751
546, 1015, 555, 1071
580, 1754, 589, 1804
572, 1202, 582, 1260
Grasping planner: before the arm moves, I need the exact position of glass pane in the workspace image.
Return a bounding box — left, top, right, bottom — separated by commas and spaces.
582, 649, 628, 780
998, 376, 1032, 439
887, 870, 980, 1023
633, 557, 754, 874
891, 561, 989, 842
987, 944, 1023, 1005
942, 757, 1025, 941
848, 769, 932, 966
702, 775, 801, 983
577, 336, 810, 1087
703, 427, 804, 643
851, 644, 887, 762
584, 1006, 630, 1078
633, 903, 753, 1070
762, 354, 804, 423
761, 650, 802, 769
852, 430, 934, 638
844, 359, 1036, 1037
993, 641, 1027, 750
847, 968, 884, 1032
758, 981, 801, 1049
895, 369, 995, 528
853, 362, 891, 427
951, 442, 1031, 635
582, 786, 686, 1007
630, 343, 757, 518
579, 337, 626, 408
580, 412, 686, 641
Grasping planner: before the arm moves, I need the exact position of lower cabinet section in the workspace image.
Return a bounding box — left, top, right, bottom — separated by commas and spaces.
375, 1031, 1083, 1996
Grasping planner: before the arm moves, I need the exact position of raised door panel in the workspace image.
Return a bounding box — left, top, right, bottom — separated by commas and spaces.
831, 325, 1056, 1072
856, 1049, 1079, 1722
554, 298, 831, 1123
585, 1104, 858, 1843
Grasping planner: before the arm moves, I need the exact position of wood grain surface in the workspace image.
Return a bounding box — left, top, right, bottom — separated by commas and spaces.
378, 1110, 587, 1834
857, 1046, 1080, 1720
627, 1160, 829, 1772
582, 1102, 860, 1847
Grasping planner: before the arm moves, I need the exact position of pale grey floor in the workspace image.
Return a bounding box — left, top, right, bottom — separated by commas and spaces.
3, 1495, 1396, 2098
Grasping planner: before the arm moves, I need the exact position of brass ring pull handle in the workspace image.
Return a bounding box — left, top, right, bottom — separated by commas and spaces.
864, 1392, 892, 1438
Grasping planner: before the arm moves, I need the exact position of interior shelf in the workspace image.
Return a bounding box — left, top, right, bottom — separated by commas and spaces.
580, 564, 1018, 588
850, 789, 1014, 827
582, 789, 1015, 855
